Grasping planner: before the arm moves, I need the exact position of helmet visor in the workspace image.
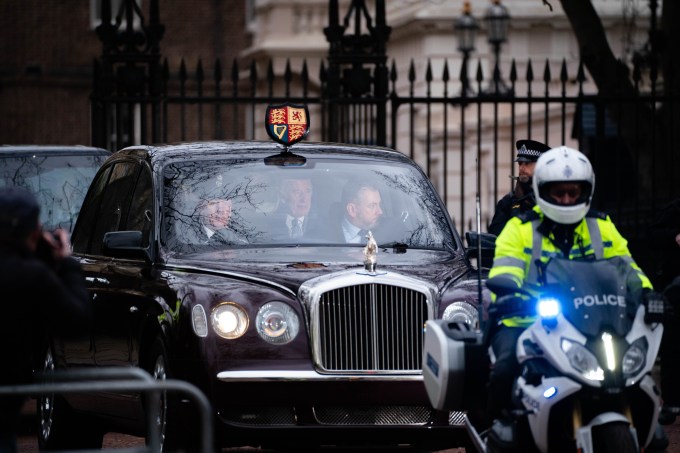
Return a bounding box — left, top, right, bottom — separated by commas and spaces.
539, 181, 592, 206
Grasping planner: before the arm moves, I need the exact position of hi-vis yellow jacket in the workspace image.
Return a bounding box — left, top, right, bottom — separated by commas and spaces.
489, 205, 653, 328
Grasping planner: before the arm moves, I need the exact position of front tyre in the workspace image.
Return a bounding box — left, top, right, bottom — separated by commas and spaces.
145, 336, 190, 453
591, 422, 639, 453
36, 346, 104, 450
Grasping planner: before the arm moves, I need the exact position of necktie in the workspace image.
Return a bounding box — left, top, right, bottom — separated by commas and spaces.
357, 229, 368, 242
291, 218, 303, 238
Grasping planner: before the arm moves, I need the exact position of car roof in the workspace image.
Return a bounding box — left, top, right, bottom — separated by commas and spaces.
113, 141, 412, 166
0, 145, 111, 156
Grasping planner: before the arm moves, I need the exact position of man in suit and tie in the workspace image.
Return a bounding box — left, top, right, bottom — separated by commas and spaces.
276, 177, 316, 240
196, 197, 246, 245
337, 182, 384, 244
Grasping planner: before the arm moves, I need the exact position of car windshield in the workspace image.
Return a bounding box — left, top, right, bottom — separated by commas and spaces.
162, 155, 456, 253
0, 153, 107, 232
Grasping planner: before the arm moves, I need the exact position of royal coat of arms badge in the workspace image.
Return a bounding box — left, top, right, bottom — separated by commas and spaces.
265, 103, 310, 147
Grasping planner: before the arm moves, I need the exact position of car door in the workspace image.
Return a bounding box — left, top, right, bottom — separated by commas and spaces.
72, 159, 153, 419
108, 164, 157, 371
85, 161, 141, 368
57, 163, 114, 369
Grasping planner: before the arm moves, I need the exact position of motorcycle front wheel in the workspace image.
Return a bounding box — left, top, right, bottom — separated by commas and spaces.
591, 421, 638, 453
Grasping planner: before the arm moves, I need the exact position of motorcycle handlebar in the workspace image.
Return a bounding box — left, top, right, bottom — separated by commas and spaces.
488, 294, 534, 321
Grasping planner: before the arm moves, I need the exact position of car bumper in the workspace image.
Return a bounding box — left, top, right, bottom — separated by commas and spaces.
207, 369, 468, 449
216, 369, 423, 381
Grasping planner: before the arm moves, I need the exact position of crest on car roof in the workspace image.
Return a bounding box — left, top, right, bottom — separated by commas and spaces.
265, 103, 310, 147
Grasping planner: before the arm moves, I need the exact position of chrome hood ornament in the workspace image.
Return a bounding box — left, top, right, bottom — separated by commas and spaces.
363, 230, 378, 272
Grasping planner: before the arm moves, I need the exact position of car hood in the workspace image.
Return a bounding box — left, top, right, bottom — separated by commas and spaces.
163, 246, 471, 294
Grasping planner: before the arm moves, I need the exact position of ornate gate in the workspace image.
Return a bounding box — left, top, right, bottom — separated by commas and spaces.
91, 0, 680, 286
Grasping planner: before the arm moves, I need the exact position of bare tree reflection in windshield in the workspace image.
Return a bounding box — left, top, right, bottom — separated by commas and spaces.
373, 170, 454, 249
163, 161, 271, 251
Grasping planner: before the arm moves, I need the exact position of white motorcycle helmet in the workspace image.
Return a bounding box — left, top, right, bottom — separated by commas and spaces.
532, 146, 595, 224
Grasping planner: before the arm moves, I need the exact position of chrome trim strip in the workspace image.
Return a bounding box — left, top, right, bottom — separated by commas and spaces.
216, 370, 423, 382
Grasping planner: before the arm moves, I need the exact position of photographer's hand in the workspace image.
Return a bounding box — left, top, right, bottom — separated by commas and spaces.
41, 228, 71, 259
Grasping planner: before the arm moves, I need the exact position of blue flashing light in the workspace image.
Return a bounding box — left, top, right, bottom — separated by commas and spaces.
537, 297, 560, 319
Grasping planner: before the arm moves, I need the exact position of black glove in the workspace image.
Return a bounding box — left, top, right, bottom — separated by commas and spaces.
643, 291, 669, 324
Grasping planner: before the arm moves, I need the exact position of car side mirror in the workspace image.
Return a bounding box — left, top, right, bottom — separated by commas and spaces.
464, 231, 496, 269
102, 231, 151, 262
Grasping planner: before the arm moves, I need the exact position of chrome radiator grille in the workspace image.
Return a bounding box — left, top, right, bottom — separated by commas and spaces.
316, 284, 428, 371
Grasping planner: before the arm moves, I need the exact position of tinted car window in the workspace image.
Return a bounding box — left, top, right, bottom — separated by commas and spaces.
162, 156, 454, 254
89, 162, 139, 255
73, 162, 140, 255
72, 165, 112, 253
0, 152, 108, 232
124, 167, 153, 247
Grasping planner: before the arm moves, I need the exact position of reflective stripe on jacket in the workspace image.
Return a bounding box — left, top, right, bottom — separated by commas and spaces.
489, 206, 652, 328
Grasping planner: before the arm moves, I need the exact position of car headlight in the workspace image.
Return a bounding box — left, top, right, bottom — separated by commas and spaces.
256, 302, 300, 345
442, 301, 478, 326
211, 302, 249, 339
622, 336, 648, 378
561, 338, 604, 381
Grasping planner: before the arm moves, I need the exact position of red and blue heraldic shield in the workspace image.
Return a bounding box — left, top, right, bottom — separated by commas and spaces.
265, 103, 310, 146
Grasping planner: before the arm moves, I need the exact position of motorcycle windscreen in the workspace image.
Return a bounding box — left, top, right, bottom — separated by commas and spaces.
541, 257, 640, 338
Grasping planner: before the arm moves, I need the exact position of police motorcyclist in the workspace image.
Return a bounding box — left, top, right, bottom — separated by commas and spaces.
487, 139, 551, 236
485, 146, 654, 446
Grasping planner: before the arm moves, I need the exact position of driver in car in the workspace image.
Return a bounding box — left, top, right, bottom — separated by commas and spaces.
334, 181, 384, 244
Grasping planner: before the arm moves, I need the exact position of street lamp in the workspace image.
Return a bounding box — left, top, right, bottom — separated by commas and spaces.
454, 2, 478, 97
484, 0, 511, 95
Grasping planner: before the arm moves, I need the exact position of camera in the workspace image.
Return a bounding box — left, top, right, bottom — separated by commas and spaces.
35, 230, 61, 266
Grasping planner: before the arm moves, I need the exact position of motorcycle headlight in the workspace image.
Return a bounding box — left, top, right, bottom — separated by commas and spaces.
256, 302, 300, 345
442, 301, 478, 327
561, 338, 604, 381
211, 302, 249, 339
622, 336, 648, 378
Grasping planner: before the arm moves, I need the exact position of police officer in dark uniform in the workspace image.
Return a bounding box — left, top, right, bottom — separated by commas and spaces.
0, 187, 92, 453
487, 139, 551, 236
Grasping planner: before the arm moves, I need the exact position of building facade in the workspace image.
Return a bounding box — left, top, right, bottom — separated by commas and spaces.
243, 0, 652, 229
1, 1, 669, 245
0, 0, 250, 145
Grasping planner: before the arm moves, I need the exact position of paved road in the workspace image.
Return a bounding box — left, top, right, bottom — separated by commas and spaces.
15, 399, 464, 452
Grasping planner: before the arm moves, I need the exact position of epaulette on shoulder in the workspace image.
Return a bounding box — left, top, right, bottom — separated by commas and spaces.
585, 209, 608, 220
516, 210, 540, 223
